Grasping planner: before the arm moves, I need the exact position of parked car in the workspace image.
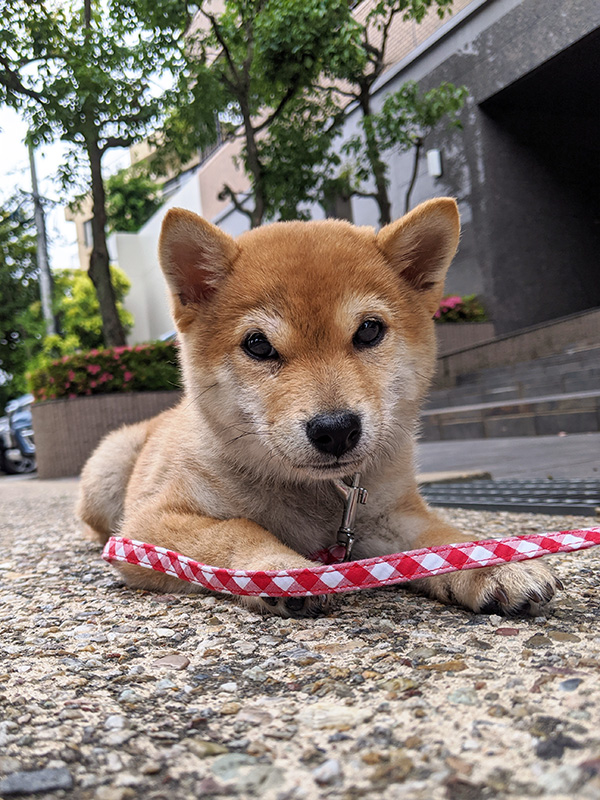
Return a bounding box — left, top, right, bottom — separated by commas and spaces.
0, 394, 36, 474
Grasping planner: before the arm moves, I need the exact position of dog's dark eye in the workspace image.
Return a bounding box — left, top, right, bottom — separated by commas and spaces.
242, 332, 279, 361
353, 319, 385, 348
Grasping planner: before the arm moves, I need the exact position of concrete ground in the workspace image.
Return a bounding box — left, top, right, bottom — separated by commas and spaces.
417, 432, 600, 481
1, 470, 600, 799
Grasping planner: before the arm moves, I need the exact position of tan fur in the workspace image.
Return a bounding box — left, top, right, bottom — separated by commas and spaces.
78, 199, 558, 617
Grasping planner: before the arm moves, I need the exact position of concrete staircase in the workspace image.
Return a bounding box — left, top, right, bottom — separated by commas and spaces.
421, 331, 600, 442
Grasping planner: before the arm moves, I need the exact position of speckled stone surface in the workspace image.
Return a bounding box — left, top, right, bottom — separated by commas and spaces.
1, 478, 600, 799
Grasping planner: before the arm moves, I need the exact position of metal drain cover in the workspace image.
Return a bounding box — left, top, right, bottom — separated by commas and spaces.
420, 480, 600, 516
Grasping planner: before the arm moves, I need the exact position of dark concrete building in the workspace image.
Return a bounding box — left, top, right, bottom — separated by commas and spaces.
348, 0, 600, 334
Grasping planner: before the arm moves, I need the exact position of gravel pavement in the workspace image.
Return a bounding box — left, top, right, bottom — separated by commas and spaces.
1, 477, 600, 799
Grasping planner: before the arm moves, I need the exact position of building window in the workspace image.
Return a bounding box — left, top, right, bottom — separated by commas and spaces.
83, 219, 93, 248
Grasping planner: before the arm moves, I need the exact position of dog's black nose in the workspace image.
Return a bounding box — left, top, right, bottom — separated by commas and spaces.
306, 411, 362, 458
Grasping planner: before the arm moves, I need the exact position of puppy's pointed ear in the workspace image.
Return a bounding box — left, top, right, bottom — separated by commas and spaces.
377, 198, 460, 314
159, 208, 238, 325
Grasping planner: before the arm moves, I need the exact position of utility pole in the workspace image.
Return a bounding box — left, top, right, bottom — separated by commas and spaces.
28, 141, 57, 337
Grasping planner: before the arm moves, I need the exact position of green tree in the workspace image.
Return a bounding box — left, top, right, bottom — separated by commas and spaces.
151, 0, 363, 228
0, 202, 39, 409
0, 0, 181, 346
254, 91, 346, 221
105, 169, 163, 233
155, 0, 465, 226
22, 267, 134, 376
343, 80, 467, 217
328, 0, 463, 225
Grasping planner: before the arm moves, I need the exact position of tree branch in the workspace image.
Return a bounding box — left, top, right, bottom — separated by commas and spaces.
241, 17, 255, 87
99, 135, 138, 153
364, 5, 401, 80
404, 137, 423, 214
202, 10, 241, 85
330, 86, 360, 101
379, 7, 401, 67
253, 79, 303, 134
0, 56, 44, 102
217, 184, 254, 221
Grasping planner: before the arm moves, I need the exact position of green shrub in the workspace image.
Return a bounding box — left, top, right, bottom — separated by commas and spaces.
19, 265, 134, 377
29, 341, 181, 402
434, 294, 487, 323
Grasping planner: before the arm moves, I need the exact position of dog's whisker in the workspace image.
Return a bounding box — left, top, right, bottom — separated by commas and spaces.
182, 382, 219, 412
224, 431, 268, 446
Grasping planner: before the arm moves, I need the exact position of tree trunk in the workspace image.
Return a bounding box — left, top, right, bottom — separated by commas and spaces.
240, 104, 265, 228
359, 93, 392, 227
404, 138, 422, 214
86, 138, 126, 347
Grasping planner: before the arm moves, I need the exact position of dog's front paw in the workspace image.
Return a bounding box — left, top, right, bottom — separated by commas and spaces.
413, 559, 563, 616
243, 593, 336, 618
238, 551, 336, 618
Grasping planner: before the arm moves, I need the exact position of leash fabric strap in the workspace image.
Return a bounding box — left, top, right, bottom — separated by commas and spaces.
103, 527, 600, 598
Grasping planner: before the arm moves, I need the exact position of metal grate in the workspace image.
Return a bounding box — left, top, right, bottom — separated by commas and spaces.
420, 480, 600, 516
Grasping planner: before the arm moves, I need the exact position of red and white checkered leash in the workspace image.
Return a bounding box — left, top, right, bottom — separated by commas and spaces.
102, 470, 600, 597
103, 527, 600, 598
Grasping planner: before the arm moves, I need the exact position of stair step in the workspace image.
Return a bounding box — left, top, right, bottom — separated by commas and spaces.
421, 391, 600, 441
428, 346, 600, 409
434, 309, 600, 390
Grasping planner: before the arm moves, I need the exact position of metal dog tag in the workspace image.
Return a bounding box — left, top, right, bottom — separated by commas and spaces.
332, 472, 368, 561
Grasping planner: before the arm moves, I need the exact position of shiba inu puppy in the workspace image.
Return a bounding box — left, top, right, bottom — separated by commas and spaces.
78, 199, 559, 617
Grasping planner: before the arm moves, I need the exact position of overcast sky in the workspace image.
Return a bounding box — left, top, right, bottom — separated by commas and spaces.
0, 105, 129, 271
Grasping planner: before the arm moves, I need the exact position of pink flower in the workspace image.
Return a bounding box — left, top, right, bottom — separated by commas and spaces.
68, 370, 76, 381
62, 355, 70, 363
87, 364, 101, 375
90, 380, 97, 388
443, 295, 463, 309
49, 376, 55, 384
68, 393, 77, 399
123, 371, 134, 382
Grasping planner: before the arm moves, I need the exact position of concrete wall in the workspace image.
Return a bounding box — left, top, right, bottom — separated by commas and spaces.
33, 391, 181, 479
108, 173, 203, 343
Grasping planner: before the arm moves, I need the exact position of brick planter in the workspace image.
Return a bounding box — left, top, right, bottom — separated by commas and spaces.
435, 322, 496, 356
32, 391, 181, 479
